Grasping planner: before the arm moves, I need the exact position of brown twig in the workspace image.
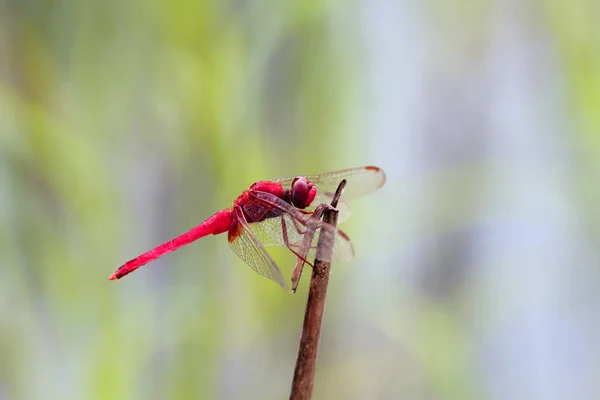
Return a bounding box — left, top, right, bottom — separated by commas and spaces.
289, 179, 347, 400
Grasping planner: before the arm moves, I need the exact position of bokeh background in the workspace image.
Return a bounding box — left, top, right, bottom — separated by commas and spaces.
1, 0, 600, 399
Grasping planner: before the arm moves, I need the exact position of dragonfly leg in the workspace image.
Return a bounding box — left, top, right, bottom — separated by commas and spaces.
288, 215, 308, 236
280, 204, 335, 268
291, 203, 334, 292
280, 216, 313, 266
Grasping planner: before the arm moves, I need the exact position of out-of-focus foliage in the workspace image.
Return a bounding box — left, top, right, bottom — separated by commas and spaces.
1, 0, 599, 399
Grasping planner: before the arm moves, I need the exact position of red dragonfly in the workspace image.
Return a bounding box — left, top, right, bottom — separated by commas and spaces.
109, 166, 385, 291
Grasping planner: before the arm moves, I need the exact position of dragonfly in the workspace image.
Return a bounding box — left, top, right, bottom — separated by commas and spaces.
109, 166, 386, 291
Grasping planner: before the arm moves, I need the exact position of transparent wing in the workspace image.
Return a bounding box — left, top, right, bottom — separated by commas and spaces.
271, 165, 386, 208
249, 213, 355, 264
228, 207, 288, 290
248, 192, 355, 263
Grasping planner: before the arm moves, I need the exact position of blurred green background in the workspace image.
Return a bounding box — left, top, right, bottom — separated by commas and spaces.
1, 0, 600, 399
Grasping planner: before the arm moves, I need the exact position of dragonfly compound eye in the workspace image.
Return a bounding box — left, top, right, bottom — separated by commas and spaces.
291, 177, 316, 209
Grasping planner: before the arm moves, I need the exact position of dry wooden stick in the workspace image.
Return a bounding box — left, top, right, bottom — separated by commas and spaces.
289, 179, 347, 400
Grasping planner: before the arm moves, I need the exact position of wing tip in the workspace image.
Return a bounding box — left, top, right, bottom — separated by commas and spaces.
364, 165, 386, 188
278, 277, 291, 292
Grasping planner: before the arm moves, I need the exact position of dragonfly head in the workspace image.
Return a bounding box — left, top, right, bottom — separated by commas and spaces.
291, 177, 316, 209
